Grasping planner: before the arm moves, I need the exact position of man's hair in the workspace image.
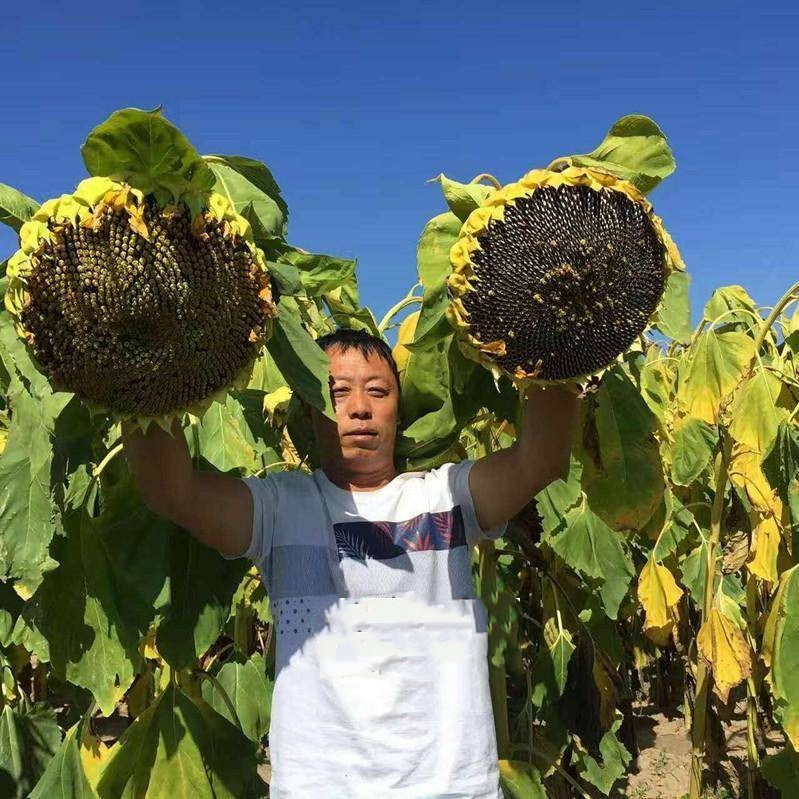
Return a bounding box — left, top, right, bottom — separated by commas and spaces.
317, 328, 401, 394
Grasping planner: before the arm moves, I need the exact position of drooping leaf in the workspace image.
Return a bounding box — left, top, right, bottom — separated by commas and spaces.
638, 556, 683, 645
676, 329, 755, 424
762, 741, 799, 793
276, 251, 357, 297
400, 285, 454, 435
669, 416, 717, 486
703, 285, 760, 331
205, 154, 287, 234
497, 759, 546, 799
206, 159, 285, 241
393, 310, 420, 378
728, 368, 788, 455
416, 212, 461, 288
266, 303, 335, 421
29, 718, 97, 799
81, 107, 213, 202
13, 498, 158, 715
536, 456, 584, 537
637, 343, 676, 423
653, 494, 695, 561
577, 368, 664, 530
0, 310, 53, 399
0, 387, 72, 591
763, 564, 799, 748
652, 269, 692, 343
96, 683, 261, 799
156, 531, 247, 670
747, 511, 781, 584
0, 182, 39, 232
558, 634, 603, 755
436, 174, 494, 222
480, 553, 523, 675
681, 539, 712, 607
567, 114, 675, 194
0, 703, 61, 799
729, 442, 781, 514
531, 615, 575, 704
697, 606, 753, 703
547, 498, 634, 620
196, 394, 260, 473
573, 719, 632, 796
763, 422, 799, 550
201, 653, 273, 743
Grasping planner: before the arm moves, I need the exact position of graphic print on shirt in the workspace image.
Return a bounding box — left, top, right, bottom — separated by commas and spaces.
333, 507, 467, 562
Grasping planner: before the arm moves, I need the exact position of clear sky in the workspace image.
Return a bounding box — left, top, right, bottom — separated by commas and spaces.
3, 1, 797, 332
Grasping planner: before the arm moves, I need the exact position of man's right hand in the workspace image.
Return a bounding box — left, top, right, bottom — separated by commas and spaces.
121, 418, 254, 559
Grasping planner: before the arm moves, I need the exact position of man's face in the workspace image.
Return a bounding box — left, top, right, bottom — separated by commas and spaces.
310, 346, 400, 472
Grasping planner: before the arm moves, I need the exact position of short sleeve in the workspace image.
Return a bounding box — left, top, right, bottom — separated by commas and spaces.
221, 474, 277, 564
433, 459, 507, 547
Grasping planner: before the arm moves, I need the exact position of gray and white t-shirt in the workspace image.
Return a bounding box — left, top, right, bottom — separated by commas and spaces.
235, 459, 506, 799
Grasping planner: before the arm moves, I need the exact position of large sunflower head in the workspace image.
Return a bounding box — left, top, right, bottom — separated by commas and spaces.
4, 177, 276, 433
446, 165, 684, 386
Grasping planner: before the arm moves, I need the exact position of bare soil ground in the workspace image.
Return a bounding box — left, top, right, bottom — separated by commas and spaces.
613, 703, 784, 799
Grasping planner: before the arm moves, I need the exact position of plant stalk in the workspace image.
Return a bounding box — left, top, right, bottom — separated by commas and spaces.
377, 285, 422, 334
478, 538, 511, 759
689, 436, 731, 799
753, 280, 799, 354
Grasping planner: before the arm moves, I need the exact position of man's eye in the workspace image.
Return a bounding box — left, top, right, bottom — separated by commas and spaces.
369, 389, 388, 396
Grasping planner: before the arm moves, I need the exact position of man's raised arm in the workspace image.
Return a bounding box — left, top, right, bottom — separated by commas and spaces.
467, 384, 581, 533
121, 419, 254, 558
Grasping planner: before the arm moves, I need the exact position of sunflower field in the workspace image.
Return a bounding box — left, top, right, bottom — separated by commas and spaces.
0, 109, 797, 799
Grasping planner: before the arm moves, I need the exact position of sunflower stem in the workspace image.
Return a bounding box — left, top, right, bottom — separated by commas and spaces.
93, 442, 123, 478
689, 435, 731, 799
377, 285, 422, 334
753, 280, 799, 354
469, 173, 502, 190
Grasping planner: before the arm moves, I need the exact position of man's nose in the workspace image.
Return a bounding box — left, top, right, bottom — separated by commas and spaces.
348, 390, 371, 418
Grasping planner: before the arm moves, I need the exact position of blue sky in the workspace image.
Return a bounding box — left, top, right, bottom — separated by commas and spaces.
3, 1, 797, 333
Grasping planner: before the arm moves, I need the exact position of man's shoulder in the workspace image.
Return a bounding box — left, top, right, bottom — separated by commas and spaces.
245, 467, 313, 495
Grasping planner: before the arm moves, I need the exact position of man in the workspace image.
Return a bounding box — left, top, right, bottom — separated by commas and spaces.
122, 328, 580, 799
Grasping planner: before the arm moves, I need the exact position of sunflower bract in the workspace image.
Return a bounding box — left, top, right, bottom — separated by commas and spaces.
5, 180, 276, 428
447, 166, 683, 384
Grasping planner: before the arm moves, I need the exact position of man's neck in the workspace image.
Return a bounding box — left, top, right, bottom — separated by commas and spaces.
321, 460, 397, 492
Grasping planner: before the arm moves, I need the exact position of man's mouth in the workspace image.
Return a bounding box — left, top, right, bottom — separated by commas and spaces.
344, 429, 378, 438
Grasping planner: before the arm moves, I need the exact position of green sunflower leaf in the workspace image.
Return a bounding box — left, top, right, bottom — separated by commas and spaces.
81, 107, 214, 202
0, 703, 61, 798
96, 683, 261, 799
567, 114, 676, 194
201, 653, 273, 743
652, 269, 692, 343
0, 182, 39, 232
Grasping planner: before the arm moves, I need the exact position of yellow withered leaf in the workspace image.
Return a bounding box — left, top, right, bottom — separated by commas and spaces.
79, 717, 111, 789
728, 442, 780, 514
638, 557, 683, 645
697, 607, 753, 702
676, 330, 755, 424
392, 310, 420, 376
263, 385, 292, 422
748, 511, 782, 584
728, 369, 788, 454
